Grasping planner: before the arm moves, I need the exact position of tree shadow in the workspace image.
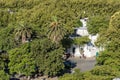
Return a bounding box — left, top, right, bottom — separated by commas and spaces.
64, 60, 76, 69
10, 78, 20, 80
58, 60, 77, 76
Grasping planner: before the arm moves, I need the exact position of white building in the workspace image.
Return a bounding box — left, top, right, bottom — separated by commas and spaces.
75, 27, 89, 36
113, 78, 120, 80
80, 18, 88, 27
68, 18, 101, 58
89, 34, 99, 45
75, 18, 89, 36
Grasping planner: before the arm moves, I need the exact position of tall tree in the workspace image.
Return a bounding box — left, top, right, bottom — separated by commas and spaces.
30, 39, 65, 76
87, 15, 109, 35
14, 21, 33, 44
96, 11, 120, 51
8, 43, 35, 79
47, 16, 66, 44
105, 11, 120, 52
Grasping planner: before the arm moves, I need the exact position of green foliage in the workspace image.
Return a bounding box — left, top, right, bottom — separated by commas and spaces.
0, 52, 8, 71
14, 21, 33, 44
0, 70, 9, 80
83, 72, 113, 80
1, 0, 120, 79
0, 51, 9, 80
30, 39, 64, 76
106, 11, 120, 52
96, 11, 120, 51
9, 43, 36, 76
59, 69, 83, 80
59, 10, 120, 80
0, 26, 16, 50
0, 0, 120, 50
91, 65, 120, 77
109, 11, 120, 29
96, 50, 120, 72
0, 9, 16, 29
64, 54, 120, 80
74, 19, 83, 27
73, 36, 90, 45
47, 16, 66, 44
91, 48, 120, 80
44, 48, 64, 76
0, 10, 9, 28
9, 38, 64, 77
87, 16, 109, 35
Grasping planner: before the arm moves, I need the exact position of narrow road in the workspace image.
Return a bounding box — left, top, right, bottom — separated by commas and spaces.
68, 57, 96, 72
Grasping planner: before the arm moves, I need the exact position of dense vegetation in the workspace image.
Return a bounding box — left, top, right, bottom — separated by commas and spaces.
59, 7, 120, 80
0, 0, 120, 79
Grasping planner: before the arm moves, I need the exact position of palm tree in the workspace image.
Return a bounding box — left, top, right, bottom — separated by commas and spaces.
14, 22, 32, 44
47, 16, 65, 44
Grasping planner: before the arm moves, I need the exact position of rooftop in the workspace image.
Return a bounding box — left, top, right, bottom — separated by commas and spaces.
74, 27, 87, 30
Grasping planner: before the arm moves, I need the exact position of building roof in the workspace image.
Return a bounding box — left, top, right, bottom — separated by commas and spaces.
74, 27, 87, 30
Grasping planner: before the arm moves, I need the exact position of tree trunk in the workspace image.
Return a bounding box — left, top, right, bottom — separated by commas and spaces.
22, 34, 26, 44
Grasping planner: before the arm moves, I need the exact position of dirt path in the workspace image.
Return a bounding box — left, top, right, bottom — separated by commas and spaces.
68, 57, 96, 72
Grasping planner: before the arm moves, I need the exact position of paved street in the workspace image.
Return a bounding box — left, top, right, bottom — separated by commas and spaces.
68, 57, 96, 72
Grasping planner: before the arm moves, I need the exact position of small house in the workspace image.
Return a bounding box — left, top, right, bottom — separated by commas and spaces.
68, 18, 101, 58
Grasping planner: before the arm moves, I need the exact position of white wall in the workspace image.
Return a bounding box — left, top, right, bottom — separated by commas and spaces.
68, 18, 102, 58
89, 34, 99, 45
76, 29, 89, 36
74, 46, 82, 57
80, 18, 88, 27
83, 45, 99, 58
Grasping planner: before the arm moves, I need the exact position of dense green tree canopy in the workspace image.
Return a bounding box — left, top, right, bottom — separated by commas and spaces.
30, 39, 64, 76
87, 15, 109, 34
0, 26, 16, 50
9, 38, 64, 77
0, 70, 9, 80
96, 11, 120, 51
83, 11, 120, 80
9, 43, 35, 77
0, 0, 120, 79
